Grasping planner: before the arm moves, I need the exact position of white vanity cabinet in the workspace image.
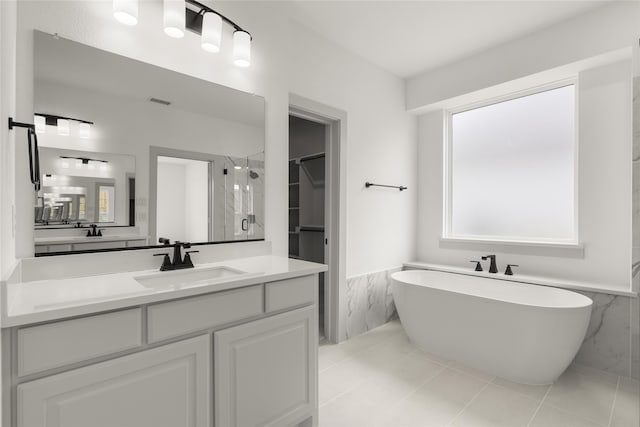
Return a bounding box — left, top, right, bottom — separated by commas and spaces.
215, 305, 317, 427
4, 273, 319, 427
17, 335, 211, 427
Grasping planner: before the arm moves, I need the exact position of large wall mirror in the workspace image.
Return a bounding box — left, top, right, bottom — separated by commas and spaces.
33, 31, 265, 255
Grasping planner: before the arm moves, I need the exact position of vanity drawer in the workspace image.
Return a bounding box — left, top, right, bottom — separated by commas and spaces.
265, 275, 316, 312
147, 285, 264, 343
18, 308, 142, 376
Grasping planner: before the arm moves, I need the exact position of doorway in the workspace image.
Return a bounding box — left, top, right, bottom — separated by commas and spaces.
289, 95, 346, 344
289, 117, 327, 338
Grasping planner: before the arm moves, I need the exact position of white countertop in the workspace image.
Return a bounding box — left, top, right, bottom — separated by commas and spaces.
3, 255, 327, 327
34, 234, 148, 245
404, 261, 637, 297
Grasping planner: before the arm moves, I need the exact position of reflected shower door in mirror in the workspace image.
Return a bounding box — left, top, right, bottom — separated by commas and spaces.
33, 30, 265, 255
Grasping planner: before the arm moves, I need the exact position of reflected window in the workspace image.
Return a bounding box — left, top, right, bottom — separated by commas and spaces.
98, 185, 115, 222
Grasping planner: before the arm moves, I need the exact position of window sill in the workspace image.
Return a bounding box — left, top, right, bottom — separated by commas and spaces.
439, 237, 584, 259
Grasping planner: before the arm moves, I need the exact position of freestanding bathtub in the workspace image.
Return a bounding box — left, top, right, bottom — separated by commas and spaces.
391, 269, 592, 385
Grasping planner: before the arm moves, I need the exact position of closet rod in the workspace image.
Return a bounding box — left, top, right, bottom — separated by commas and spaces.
299, 153, 325, 162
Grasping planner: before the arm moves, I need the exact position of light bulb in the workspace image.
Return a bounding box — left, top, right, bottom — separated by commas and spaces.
233, 30, 251, 67
79, 123, 91, 139
34, 115, 46, 134
164, 0, 185, 38
75, 159, 83, 169
113, 0, 138, 26
57, 119, 70, 136
201, 12, 222, 53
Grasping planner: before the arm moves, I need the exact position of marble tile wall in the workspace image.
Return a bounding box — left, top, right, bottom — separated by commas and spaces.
345, 267, 400, 339
574, 292, 634, 378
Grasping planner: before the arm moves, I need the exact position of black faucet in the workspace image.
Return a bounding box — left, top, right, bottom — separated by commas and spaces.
86, 224, 102, 237
481, 254, 498, 273
154, 241, 199, 271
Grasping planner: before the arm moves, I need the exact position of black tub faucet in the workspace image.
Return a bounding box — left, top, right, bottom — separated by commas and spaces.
482, 254, 498, 273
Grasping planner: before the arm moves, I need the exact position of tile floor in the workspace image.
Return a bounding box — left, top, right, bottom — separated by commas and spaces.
318, 320, 639, 427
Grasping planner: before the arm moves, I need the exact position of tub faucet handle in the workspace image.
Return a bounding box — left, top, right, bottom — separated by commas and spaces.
470, 260, 483, 272
505, 264, 519, 276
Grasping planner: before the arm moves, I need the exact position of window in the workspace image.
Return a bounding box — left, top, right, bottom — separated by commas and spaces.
444, 83, 577, 244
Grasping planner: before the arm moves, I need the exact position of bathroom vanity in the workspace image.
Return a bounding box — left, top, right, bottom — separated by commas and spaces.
1, 255, 325, 427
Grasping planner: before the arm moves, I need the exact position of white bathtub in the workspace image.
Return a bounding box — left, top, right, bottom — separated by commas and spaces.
391, 269, 592, 385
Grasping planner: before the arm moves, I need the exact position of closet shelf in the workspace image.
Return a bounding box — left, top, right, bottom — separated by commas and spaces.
299, 225, 324, 232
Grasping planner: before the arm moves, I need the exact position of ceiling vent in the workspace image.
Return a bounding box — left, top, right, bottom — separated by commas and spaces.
149, 97, 171, 106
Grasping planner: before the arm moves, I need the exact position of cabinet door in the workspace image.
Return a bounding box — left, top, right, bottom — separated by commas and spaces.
18, 335, 211, 427
215, 305, 317, 427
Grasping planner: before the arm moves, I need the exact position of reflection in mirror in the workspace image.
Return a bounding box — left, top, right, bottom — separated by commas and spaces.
35, 148, 135, 227
150, 147, 265, 245
33, 31, 265, 255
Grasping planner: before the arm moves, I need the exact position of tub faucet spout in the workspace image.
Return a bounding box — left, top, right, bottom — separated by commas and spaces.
482, 255, 498, 273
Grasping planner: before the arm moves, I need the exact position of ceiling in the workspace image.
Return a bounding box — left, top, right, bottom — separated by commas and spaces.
288, 0, 613, 79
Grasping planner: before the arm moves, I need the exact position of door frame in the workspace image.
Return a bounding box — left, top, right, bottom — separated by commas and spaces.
289, 94, 347, 343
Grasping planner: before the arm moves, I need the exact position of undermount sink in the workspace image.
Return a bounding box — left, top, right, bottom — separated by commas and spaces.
134, 266, 247, 289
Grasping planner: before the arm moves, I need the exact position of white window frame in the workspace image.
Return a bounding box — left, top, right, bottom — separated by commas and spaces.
442, 78, 580, 247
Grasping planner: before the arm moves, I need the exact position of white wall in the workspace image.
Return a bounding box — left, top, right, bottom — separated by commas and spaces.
417, 59, 632, 290
7, 1, 416, 281
288, 21, 417, 277
407, 1, 640, 111
1, 1, 17, 280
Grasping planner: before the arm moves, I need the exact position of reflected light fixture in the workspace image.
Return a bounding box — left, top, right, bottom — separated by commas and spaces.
113, 0, 251, 67
164, 0, 186, 38
57, 119, 70, 136
79, 122, 91, 139
34, 115, 45, 134
113, 0, 138, 26
35, 113, 93, 138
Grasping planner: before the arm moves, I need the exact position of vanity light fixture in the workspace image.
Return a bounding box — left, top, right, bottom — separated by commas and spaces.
233, 30, 251, 67
113, 0, 138, 26
113, 0, 252, 67
34, 113, 94, 138
164, 0, 186, 38
201, 11, 222, 52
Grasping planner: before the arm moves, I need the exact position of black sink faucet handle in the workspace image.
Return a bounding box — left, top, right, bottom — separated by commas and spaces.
183, 250, 199, 268
505, 264, 519, 276
470, 260, 483, 272
158, 237, 171, 245
154, 253, 172, 271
